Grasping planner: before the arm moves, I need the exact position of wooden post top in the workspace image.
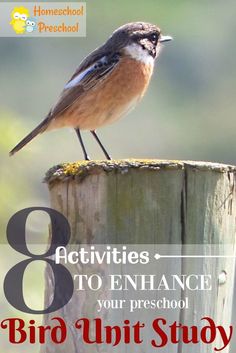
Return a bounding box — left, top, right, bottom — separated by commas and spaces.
45, 159, 236, 187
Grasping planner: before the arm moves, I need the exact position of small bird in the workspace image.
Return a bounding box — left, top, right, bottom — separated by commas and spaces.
10, 22, 172, 160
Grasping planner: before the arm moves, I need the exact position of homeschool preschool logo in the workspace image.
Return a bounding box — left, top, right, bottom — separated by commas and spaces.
1, 2, 86, 37
10, 7, 37, 34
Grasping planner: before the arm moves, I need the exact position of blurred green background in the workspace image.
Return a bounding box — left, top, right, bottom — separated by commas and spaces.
0, 0, 236, 351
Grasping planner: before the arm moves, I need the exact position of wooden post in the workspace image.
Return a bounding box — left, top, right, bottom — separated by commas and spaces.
43, 160, 236, 353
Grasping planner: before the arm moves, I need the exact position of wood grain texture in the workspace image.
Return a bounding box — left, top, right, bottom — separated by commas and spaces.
42, 159, 236, 353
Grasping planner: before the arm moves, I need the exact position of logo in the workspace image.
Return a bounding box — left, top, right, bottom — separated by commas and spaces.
1, 2, 86, 38
10, 7, 37, 35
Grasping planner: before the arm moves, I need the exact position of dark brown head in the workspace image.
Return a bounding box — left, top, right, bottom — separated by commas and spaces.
107, 22, 172, 60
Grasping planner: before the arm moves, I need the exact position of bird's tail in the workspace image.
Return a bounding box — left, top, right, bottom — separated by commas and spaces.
9, 117, 50, 156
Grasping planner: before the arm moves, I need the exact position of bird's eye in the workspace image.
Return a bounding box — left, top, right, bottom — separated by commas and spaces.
26, 20, 30, 25
150, 33, 158, 43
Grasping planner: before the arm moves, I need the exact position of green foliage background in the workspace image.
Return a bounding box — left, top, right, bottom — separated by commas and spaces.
0, 0, 236, 351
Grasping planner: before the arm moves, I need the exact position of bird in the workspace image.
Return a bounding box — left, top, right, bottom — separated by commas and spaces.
10, 22, 172, 160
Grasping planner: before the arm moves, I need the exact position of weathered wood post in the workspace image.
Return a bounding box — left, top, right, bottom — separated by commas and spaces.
43, 160, 236, 353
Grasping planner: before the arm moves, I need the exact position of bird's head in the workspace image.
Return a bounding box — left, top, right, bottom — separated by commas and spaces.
107, 22, 172, 62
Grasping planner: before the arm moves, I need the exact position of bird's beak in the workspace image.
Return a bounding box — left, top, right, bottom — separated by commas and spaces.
159, 35, 173, 43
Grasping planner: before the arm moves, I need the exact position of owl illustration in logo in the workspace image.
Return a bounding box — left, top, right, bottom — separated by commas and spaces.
25, 18, 37, 33
10, 7, 30, 34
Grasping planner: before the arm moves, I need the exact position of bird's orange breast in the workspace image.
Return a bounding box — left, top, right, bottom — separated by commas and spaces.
52, 57, 154, 131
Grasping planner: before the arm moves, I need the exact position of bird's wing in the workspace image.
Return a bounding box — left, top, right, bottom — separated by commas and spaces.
49, 52, 120, 119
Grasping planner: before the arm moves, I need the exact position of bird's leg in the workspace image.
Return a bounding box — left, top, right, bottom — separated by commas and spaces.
75, 128, 90, 160
91, 130, 112, 160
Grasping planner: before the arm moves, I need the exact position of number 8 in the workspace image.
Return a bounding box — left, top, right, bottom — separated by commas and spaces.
4, 207, 74, 314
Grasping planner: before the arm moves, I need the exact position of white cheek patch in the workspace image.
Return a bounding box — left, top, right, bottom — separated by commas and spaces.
65, 56, 108, 89
124, 43, 155, 65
